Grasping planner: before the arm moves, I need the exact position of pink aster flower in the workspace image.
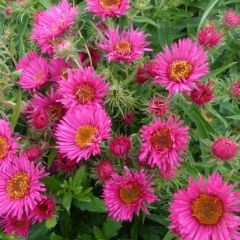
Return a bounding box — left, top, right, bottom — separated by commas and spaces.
153, 38, 209, 95
0, 119, 18, 170
211, 137, 238, 161
16, 52, 49, 91
169, 173, 240, 240
1, 215, 31, 237
198, 24, 223, 48
224, 10, 240, 28
31, 88, 67, 124
148, 96, 169, 117
56, 105, 111, 162
86, 0, 130, 21
31, 196, 56, 223
49, 58, 70, 82
0, 155, 47, 219
50, 153, 79, 175
58, 67, 108, 108
96, 160, 115, 181
231, 80, 240, 97
31, 0, 78, 55
110, 136, 131, 157
103, 167, 157, 221
190, 82, 213, 106
139, 116, 190, 171
31, 108, 50, 130
98, 27, 151, 64
22, 146, 42, 162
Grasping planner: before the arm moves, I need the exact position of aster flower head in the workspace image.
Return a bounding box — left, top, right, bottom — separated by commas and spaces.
211, 137, 238, 161
56, 105, 111, 162
139, 116, 190, 171
148, 95, 169, 117
224, 10, 240, 28
198, 24, 223, 48
231, 80, 240, 97
86, 0, 130, 21
49, 58, 70, 82
1, 215, 31, 237
98, 27, 151, 64
96, 160, 115, 181
153, 38, 209, 95
0, 119, 18, 170
31, 88, 67, 124
16, 52, 49, 91
0, 155, 47, 219
58, 67, 108, 108
31, 196, 56, 223
31, 108, 50, 130
135, 66, 151, 84
31, 0, 78, 55
110, 136, 131, 157
169, 173, 240, 240
190, 82, 213, 106
159, 165, 176, 181
22, 146, 42, 162
103, 167, 158, 221
123, 112, 135, 125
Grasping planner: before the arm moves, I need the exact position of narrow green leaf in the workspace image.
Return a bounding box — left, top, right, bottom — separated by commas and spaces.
162, 231, 175, 240
62, 192, 73, 212
11, 91, 21, 129
39, 0, 51, 8
103, 218, 122, 239
46, 216, 57, 229
133, 16, 159, 28
41, 176, 61, 192
93, 226, 106, 240
206, 62, 237, 79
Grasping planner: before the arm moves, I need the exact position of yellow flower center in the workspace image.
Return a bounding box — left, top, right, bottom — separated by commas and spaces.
119, 182, 142, 204
7, 172, 30, 200
168, 60, 193, 82
151, 127, 173, 151
0, 136, 8, 159
99, 0, 121, 9
115, 40, 132, 55
47, 103, 65, 121
75, 83, 96, 104
192, 194, 223, 225
75, 125, 98, 148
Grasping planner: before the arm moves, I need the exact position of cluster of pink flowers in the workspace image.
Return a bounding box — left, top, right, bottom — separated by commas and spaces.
2, 0, 240, 238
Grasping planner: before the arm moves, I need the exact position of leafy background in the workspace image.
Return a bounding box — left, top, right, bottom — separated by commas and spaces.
0, 0, 240, 239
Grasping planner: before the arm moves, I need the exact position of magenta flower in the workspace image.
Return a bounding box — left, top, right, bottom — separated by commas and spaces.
148, 96, 169, 117
231, 80, 240, 97
98, 27, 151, 64
58, 67, 108, 108
103, 167, 158, 221
49, 58, 70, 82
153, 38, 209, 95
198, 25, 223, 48
224, 10, 240, 28
22, 146, 42, 162
0, 119, 18, 170
16, 52, 49, 91
86, 0, 130, 20
96, 160, 115, 181
169, 173, 240, 240
31, 0, 78, 55
211, 137, 238, 161
55, 105, 111, 162
110, 136, 131, 157
139, 116, 190, 171
0, 155, 47, 219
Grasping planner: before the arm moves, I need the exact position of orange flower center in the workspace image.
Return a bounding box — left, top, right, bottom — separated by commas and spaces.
151, 127, 173, 151
168, 60, 193, 82
115, 40, 132, 55
119, 182, 142, 204
75, 125, 98, 148
99, 0, 121, 9
7, 172, 30, 200
34, 70, 45, 83
48, 103, 65, 121
0, 136, 8, 159
75, 83, 96, 104
192, 194, 223, 225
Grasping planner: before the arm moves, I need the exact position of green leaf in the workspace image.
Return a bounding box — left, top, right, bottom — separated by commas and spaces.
206, 62, 237, 79
62, 192, 73, 212
39, 0, 51, 8
11, 91, 21, 129
74, 195, 105, 213
73, 166, 86, 185
47, 148, 57, 170
133, 16, 159, 28
103, 218, 122, 240
28, 223, 50, 240
226, 115, 240, 120
46, 216, 57, 229
77, 234, 94, 240
162, 231, 175, 240
93, 226, 106, 240
147, 214, 170, 227
50, 233, 63, 240
41, 176, 61, 192
197, 0, 219, 32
